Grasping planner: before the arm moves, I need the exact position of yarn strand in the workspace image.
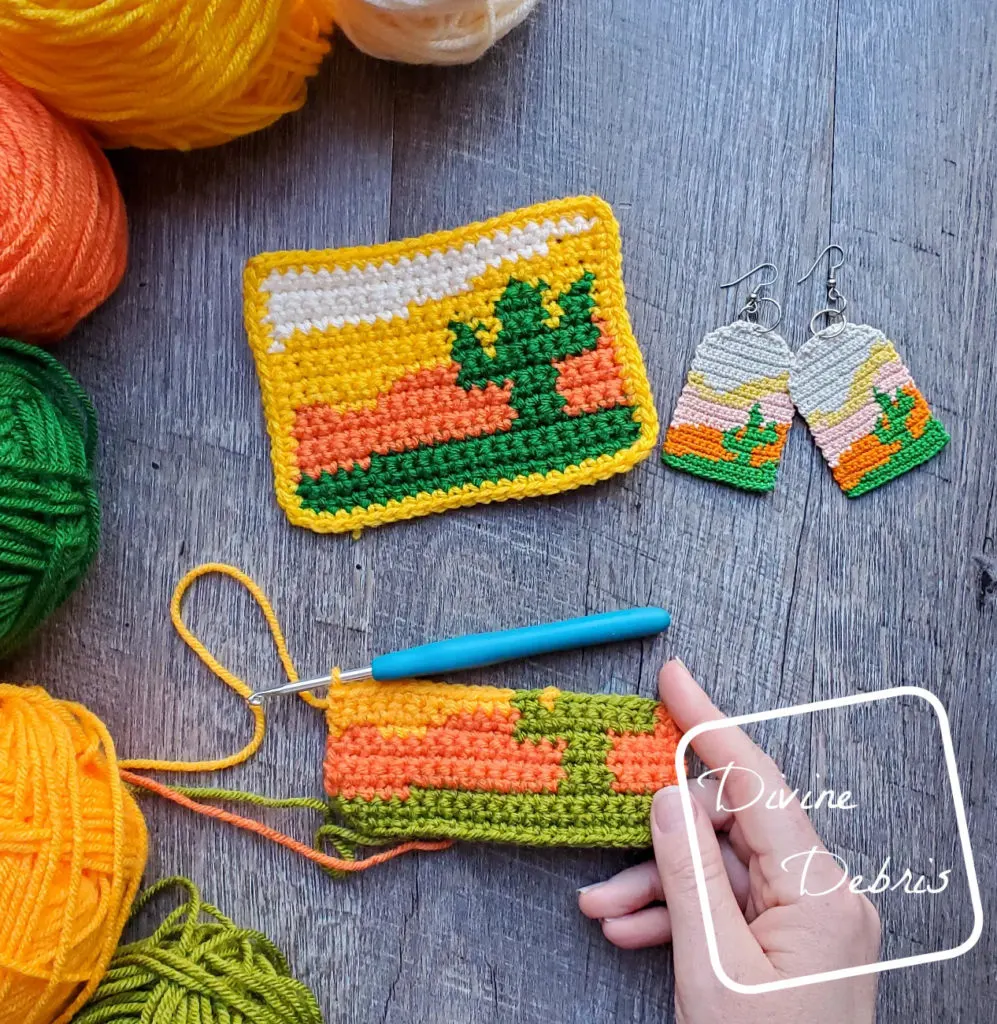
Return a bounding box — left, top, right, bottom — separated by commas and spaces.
118, 562, 322, 774
121, 562, 450, 872
119, 772, 450, 871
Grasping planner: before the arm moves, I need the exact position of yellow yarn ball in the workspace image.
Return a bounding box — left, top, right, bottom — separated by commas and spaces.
329, 0, 539, 64
0, 0, 335, 149
0, 685, 148, 1024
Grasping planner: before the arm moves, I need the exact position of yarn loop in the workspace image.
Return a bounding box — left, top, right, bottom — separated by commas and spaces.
0, 337, 101, 657
72, 877, 324, 1024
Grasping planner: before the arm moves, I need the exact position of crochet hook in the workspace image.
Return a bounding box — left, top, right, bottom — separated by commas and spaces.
247, 606, 671, 704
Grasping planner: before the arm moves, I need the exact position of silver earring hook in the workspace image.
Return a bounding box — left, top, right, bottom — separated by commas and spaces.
797, 244, 847, 338
720, 262, 782, 333
720, 262, 779, 290
796, 244, 845, 285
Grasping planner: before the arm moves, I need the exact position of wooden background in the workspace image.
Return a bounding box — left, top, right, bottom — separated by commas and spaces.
12, 0, 997, 1020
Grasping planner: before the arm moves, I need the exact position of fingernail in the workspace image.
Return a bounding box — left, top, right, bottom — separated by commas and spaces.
672, 657, 689, 673
577, 881, 604, 894
652, 786, 688, 834
601, 916, 625, 923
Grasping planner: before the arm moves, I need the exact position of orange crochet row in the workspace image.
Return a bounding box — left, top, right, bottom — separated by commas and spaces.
323, 703, 680, 802
292, 332, 628, 478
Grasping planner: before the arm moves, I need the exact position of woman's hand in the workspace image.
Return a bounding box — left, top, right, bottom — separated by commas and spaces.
578, 660, 881, 1023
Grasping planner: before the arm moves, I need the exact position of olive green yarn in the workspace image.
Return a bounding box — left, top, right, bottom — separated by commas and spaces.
0, 337, 100, 657
73, 877, 324, 1024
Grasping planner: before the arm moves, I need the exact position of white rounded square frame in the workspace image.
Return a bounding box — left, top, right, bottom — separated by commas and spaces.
674, 685, 984, 995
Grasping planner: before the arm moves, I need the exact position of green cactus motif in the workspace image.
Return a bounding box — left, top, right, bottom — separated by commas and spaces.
720, 403, 779, 464
448, 272, 601, 431
872, 387, 917, 447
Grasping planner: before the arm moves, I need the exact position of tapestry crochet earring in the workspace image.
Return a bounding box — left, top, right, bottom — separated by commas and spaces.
790, 245, 949, 497
661, 262, 795, 492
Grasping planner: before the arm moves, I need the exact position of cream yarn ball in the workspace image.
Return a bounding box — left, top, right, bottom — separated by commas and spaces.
330, 0, 539, 64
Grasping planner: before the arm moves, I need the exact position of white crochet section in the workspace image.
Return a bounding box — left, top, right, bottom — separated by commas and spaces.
790, 323, 884, 417
260, 215, 598, 352
691, 321, 793, 392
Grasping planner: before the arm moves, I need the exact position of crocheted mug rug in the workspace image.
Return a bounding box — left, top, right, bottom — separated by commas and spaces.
244, 196, 658, 534
324, 680, 683, 849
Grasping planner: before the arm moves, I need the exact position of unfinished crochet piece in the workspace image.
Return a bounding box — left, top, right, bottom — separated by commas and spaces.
662, 320, 794, 492
323, 680, 682, 849
117, 564, 685, 872
243, 196, 658, 533
790, 323, 949, 497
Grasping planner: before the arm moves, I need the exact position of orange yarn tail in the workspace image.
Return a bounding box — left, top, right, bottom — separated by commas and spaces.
116, 562, 454, 874
120, 771, 451, 872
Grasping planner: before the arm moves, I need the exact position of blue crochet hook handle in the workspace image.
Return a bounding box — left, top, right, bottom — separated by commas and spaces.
371, 606, 670, 680
247, 607, 670, 704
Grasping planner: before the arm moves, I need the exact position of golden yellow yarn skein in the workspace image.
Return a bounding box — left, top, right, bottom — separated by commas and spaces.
0, 0, 335, 149
0, 685, 148, 1024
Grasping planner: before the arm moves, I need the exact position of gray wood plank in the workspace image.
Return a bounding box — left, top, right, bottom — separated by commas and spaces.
6, 0, 994, 1021
810, 1, 997, 1020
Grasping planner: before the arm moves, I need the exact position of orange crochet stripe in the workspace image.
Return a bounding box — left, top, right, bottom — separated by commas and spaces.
293, 364, 516, 477
664, 421, 738, 463
607, 706, 683, 793
325, 713, 568, 800
554, 329, 629, 415
664, 420, 790, 468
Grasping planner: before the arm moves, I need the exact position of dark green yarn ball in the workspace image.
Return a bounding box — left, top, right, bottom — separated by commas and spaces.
0, 337, 100, 658
73, 877, 325, 1024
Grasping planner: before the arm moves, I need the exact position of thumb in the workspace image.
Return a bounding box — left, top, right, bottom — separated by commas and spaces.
651, 787, 759, 981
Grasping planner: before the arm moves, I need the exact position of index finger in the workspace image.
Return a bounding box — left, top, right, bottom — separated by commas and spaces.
660, 660, 830, 870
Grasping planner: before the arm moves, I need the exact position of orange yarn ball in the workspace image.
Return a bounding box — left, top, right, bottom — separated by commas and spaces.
0, 685, 148, 1024
0, 69, 127, 344
0, 0, 335, 150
